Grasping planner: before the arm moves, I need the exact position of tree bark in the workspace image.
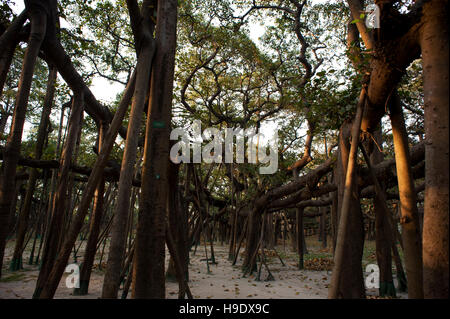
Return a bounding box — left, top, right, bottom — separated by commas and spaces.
0, 41, 17, 101
420, 0, 449, 299
296, 207, 305, 270
132, 0, 178, 299
102, 34, 155, 299
328, 89, 366, 299
10, 65, 56, 271
330, 174, 338, 254
0, 10, 28, 50
392, 241, 407, 292
360, 139, 396, 297
242, 208, 262, 274
370, 127, 395, 297
73, 125, 107, 296
0, 8, 47, 278
36, 69, 136, 299
389, 93, 423, 299
166, 161, 189, 286
166, 217, 192, 299
0, 10, 27, 99
346, 0, 374, 51
34, 90, 84, 298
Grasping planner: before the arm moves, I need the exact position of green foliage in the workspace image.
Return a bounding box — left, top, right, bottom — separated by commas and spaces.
1, 0, 425, 235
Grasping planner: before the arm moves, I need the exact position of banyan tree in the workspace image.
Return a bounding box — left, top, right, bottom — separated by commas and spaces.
0, 0, 447, 300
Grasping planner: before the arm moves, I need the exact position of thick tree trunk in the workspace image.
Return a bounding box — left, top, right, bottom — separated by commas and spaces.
10, 65, 56, 271
102, 37, 154, 299
328, 91, 366, 299
389, 93, 423, 299
242, 208, 262, 274
168, 161, 189, 278
166, 161, 190, 297
132, 0, 178, 299
420, 0, 449, 299
356, 4, 421, 134
0, 9, 47, 278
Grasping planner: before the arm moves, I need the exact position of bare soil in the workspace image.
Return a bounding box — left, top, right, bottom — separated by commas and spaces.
0, 237, 407, 299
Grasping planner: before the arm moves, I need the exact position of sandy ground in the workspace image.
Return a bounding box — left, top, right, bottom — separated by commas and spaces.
167, 245, 331, 299
0, 238, 406, 299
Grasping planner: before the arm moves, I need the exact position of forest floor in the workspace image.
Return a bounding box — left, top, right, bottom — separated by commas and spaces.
0, 237, 407, 299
